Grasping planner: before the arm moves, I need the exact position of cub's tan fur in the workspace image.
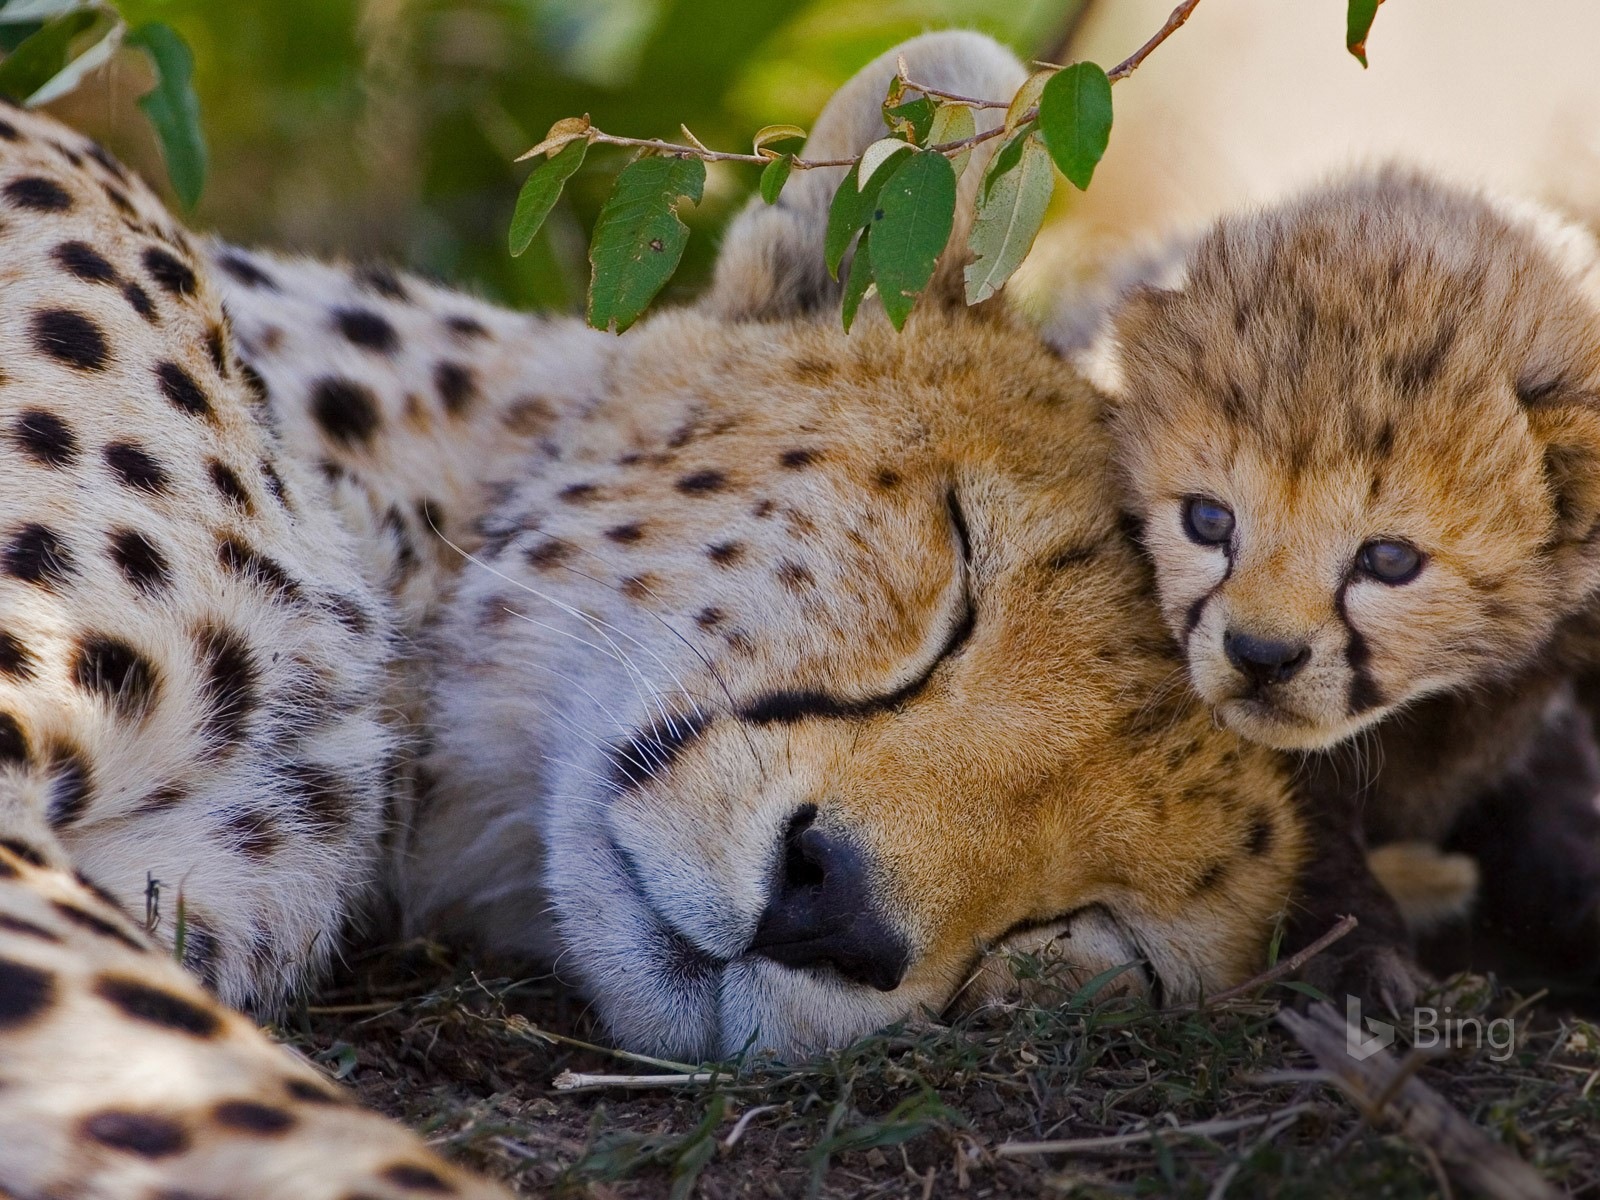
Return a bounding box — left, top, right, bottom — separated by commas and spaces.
1069, 167, 1600, 992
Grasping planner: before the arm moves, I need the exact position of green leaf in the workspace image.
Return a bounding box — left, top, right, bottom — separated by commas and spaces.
964, 130, 1053, 304
1038, 60, 1112, 192
587, 154, 705, 334
126, 23, 207, 209
982, 120, 1034, 201
823, 154, 896, 280
1281, 979, 1335, 1005
840, 227, 874, 332
883, 95, 934, 144
509, 137, 586, 257
1066, 959, 1141, 1009
867, 150, 956, 330
1346, 0, 1383, 67
0, 8, 94, 103
927, 102, 976, 178
759, 152, 791, 205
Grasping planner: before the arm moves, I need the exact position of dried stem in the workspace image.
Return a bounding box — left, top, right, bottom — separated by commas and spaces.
521, 0, 1204, 174
1170, 914, 1359, 1012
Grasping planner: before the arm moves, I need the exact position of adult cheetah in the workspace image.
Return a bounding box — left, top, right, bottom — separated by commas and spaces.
0, 31, 1307, 1195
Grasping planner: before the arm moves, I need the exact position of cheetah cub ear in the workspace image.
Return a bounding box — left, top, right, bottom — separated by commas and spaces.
703, 30, 1026, 323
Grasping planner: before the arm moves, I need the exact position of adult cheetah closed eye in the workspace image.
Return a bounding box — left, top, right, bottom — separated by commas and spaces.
0, 30, 1310, 1196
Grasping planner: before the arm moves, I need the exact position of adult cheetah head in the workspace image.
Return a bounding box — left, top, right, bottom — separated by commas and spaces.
407, 33, 1302, 1059
1069, 167, 1600, 751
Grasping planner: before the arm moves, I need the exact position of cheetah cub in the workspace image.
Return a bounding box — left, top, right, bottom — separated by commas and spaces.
1064, 167, 1600, 1001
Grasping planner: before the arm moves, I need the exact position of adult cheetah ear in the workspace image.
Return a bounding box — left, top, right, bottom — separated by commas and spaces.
1042, 236, 1196, 399
702, 30, 1025, 323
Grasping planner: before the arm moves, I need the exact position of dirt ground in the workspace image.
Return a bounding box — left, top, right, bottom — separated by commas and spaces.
277, 938, 1600, 1198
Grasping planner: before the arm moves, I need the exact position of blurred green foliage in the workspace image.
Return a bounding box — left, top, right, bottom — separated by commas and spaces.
56, 0, 1080, 309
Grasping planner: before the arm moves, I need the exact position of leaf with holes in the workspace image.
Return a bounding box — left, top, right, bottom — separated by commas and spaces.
868, 150, 956, 329
1346, 0, 1384, 66
510, 137, 586, 256
587, 155, 705, 333
964, 129, 1053, 304
883, 95, 935, 144
0, 8, 96, 103
127, 23, 207, 209
759, 151, 792, 205
1038, 61, 1111, 191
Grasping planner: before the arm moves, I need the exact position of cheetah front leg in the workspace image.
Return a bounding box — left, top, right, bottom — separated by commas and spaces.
0, 842, 510, 1199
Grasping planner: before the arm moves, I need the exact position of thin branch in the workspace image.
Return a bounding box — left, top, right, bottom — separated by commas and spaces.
995, 1101, 1324, 1157
1107, 0, 1203, 81
552, 1069, 717, 1092
516, 0, 1204, 174
1170, 915, 1359, 1012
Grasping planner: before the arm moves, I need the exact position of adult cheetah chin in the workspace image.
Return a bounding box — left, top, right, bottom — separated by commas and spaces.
0, 29, 1304, 1197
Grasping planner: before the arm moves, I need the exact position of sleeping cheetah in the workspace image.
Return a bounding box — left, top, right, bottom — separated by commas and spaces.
1066, 167, 1600, 1001
0, 31, 1308, 1195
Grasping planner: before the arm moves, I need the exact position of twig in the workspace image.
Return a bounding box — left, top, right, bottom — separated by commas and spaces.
553, 1069, 718, 1092
468, 1010, 702, 1074
1171, 915, 1359, 1011
517, 0, 1204, 174
724, 1104, 780, 1148
1107, 0, 1203, 82
1278, 1004, 1560, 1200
995, 1101, 1322, 1157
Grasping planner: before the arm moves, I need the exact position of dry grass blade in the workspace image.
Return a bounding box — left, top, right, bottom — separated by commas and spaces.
996, 1101, 1324, 1156
1278, 1004, 1560, 1200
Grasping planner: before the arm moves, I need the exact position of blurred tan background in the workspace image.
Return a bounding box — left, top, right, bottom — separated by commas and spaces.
49, 0, 1600, 316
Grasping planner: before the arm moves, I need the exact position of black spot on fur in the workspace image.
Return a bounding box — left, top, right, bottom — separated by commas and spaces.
446, 314, 488, 338
779, 448, 820, 468
1247, 812, 1274, 857
525, 539, 570, 569
0, 632, 32, 681
0, 712, 27, 765
606, 523, 644, 544
143, 245, 197, 297
381, 1162, 455, 1193
12, 409, 77, 466
285, 761, 353, 832
0, 913, 58, 942
45, 747, 92, 827
206, 325, 229, 375
695, 606, 724, 628
72, 635, 159, 718
1383, 322, 1457, 395
155, 361, 212, 418
81, 1110, 190, 1158
216, 251, 278, 291
0, 958, 53, 1028
0, 839, 44, 868
108, 529, 172, 594
51, 900, 138, 950
707, 541, 742, 566
383, 505, 417, 573
208, 461, 252, 511
3, 523, 75, 588
241, 363, 271, 405
434, 360, 477, 414
1193, 860, 1229, 893
32, 308, 108, 370
53, 240, 117, 283
285, 1077, 346, 1105
85, 141, 128, 182
217, 537, 302, 601
259, 459, 287, 505
122, 280, 155, 320
0, 120, 18, 141
196, 624, 259, 745
322, 593, 372, 636
355, 263, 409, 301
224, 810, 281, 859
5, 176, 70, 211
180, 912, 221, 988
334, 307, 399, 353
310, 377, 381, 446
213, 1099, 296, 1134
104, 441, 169, 493
875, 468, 902, 490
559, 482, 599, 503
96, 979, 222, 1036
676, 469, 727, 494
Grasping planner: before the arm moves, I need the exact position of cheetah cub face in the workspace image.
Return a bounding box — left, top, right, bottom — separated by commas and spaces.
1073, 169, 1600, 750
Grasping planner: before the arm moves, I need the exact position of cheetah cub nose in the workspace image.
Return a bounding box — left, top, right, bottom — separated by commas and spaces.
1224, 630, 1311, 687
749, 806, 910, 992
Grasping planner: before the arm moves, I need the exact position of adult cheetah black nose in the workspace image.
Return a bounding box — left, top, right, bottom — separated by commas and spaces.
1224, 630, 1311, 687
749, 807, 909, 992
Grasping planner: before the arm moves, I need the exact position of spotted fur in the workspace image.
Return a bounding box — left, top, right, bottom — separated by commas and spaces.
0, 32, 1308, 1194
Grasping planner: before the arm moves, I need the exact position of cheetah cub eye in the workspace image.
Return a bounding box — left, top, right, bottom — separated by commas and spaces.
1183, 497, 1234, 547
1356, 540, 1424, 586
